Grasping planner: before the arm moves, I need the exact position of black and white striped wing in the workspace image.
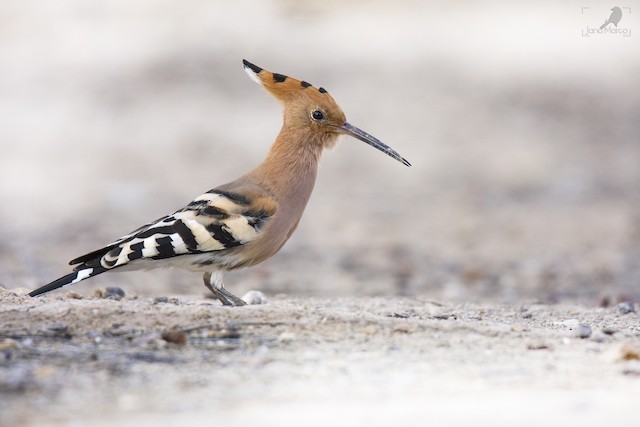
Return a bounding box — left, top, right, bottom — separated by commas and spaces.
78, 190, 273, 271
28, 189, 275, 297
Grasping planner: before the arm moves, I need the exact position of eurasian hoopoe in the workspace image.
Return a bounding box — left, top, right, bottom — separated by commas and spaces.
29, 60, 411, 306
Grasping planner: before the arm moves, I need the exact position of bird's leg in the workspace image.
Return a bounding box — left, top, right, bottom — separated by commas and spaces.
202, 271, 246, 307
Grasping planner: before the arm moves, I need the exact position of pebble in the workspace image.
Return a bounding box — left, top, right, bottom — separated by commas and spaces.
393, 325, 416, 334
575, 324, 592, 339
94, 287, 126, 300
391, 312, 411, 319
619, 343, 640, 361
161, 330, 187, 345
511, 323, 524, 332
105, 287, 126, 300
241, 290, 267, 305
622, 367, 640, 376
433, 313, 456, 320
616, 301, 636, 315
527, 342, 551, 350
47, 323, 72, 339
153, 296, 180, 304
87, 331, 103, 344
66, 291, 83, 299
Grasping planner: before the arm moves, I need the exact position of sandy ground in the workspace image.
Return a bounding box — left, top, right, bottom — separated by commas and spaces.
1, 1, 640, 426
2, 289, 640, 427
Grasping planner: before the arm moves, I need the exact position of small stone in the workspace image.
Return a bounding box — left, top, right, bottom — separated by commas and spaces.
66, 291, 83, 299
391, 312, 410, 319
241, 290, 267, 305
622, 368, 640, 376
619, 343, 640, 361
511, 323, 524, 332
433, 313, 455, 320
575, 324, 592, 339
602, 327, 617, 335
527, 342, 551, 350
104, 287, 125, 300
218, 327, 241, 339
153, 296, 169, 304
161, 330, 187, 345
393, 325, 415, 334
616, 301, 636, 315
87, 331, 102, 344
47, 323, 72, 339
47, 323, 68, 332
599, 296, 612, 308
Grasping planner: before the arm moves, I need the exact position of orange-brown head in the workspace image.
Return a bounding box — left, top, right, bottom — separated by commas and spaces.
243, 59, 410, 167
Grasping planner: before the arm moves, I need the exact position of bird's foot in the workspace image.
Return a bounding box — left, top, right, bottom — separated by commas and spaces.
205, 285, 247, 306
202, 271, 247, 307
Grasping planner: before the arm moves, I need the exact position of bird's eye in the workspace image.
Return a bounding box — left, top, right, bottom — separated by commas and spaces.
311, 110, 325, 121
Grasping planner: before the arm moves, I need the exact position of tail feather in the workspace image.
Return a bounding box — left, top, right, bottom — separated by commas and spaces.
29, 266, 107, 297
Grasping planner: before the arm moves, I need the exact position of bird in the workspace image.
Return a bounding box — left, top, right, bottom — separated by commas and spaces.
28, 59, 411, 306
600, 7, 622, 29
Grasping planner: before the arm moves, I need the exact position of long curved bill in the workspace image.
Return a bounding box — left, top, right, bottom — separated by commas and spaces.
337, 122, 411, 167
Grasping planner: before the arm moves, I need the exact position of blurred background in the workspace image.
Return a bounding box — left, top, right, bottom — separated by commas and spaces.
1, 0, 638, 304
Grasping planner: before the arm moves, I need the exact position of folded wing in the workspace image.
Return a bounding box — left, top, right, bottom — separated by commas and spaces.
71, 189, 276, 271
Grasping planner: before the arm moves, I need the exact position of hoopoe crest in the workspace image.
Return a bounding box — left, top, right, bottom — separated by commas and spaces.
29, 60, 410, 306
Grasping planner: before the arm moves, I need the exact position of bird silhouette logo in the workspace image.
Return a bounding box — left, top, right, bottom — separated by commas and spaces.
600, 6, 623, 29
